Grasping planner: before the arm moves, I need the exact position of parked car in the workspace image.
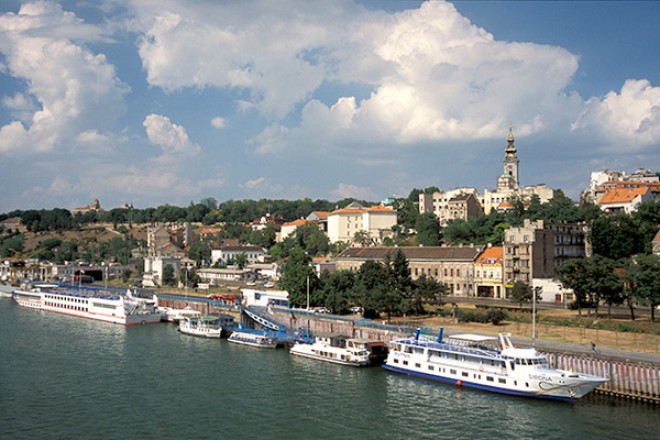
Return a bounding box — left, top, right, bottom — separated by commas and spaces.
312, 307, 330, 314
348, 306, 363, 314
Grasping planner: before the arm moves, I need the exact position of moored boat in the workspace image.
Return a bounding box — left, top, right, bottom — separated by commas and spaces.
227, 328, 279, 348
383, 330, 608, 402
158, 306, 202, 323
289, 335, 374, 367
12, 285, 161, 326
178, 316, 223, 338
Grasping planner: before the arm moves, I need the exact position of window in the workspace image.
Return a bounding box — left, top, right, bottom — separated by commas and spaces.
498, 378, 506, 384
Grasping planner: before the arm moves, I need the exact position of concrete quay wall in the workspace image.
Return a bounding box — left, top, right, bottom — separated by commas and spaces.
156, 297, 659, 404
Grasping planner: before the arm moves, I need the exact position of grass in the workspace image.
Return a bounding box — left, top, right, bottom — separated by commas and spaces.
407, 303, 660, 354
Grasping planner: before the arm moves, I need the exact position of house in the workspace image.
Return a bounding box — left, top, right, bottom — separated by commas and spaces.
326, 203, 397, 245
280, 219, 318, 241
307, 211, 330, 233
419, 187, 482, 225
474, 246, 504, 298
334, 245, 484, 297
211, 246, 267, 265
196, 267, 255, 286
595, 182, 657, 214
251, 213, 285, 231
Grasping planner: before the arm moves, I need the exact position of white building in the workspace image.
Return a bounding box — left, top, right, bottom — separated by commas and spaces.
142, 255, 180, 287
241, 288, 289, 308
326, 202, 397, 245
211, 246, 267, 265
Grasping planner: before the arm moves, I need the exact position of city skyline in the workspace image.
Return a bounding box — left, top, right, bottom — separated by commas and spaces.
0, 0, 659, 211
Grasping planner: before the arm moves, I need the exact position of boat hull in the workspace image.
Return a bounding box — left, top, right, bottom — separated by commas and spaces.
12, 289, 161, 326
227, 331, 279, 348
290, 346, 369, 367
383, 335, 607, 402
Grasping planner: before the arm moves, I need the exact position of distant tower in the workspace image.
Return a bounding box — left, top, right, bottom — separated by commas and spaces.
498, 127, 519, 190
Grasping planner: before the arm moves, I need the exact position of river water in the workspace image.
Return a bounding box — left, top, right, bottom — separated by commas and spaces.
0, 300, 658, 440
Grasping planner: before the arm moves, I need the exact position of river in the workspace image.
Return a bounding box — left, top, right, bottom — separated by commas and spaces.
0, 300, 657, 440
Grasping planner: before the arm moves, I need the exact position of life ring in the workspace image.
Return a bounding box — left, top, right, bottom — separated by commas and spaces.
479, 365, 484, 372
456, 380, 462, 387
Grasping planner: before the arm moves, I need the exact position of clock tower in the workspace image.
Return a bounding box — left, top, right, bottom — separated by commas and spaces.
498, 127, 519, 190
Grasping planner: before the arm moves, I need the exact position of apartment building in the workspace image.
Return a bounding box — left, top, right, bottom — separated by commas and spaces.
503, 219, 587, 302
334, 245, 484, 297
418, 187, 483, 225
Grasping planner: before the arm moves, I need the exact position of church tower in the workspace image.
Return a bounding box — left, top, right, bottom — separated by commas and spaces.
498, 127, 519, 190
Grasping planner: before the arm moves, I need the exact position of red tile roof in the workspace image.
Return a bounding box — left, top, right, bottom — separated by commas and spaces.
475, 246, 503, 265
598, 187, 649, 205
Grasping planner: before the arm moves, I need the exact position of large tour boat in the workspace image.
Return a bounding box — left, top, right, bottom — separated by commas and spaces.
289, 335, 376, 367
12, 285, 162, 326
383, 330, 608, 402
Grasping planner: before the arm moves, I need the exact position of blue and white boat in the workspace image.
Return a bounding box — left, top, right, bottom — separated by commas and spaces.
383, 330, 607, 402
227, 328, 279, 349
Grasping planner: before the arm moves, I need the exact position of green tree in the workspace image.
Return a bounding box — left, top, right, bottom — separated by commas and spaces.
233, 252, 248, 270
590, 214, 643, 259
318, 270, 356, 314
556, 258, 591, 317
509, 281, 533, 307
278, 247, 317, 308
628, 253, 660, 321
415, 212, 440, 246
162, 264, 177, 286
188, 241, 211, 266
410, 274, 447, 314
354, 260, 389, 319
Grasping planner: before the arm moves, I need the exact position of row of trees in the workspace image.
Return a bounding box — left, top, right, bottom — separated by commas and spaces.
278, 247, 447, 319
557, 254, 660, 320
0, 197, 376, 233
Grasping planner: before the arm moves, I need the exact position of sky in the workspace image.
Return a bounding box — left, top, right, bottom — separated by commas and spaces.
0, 0, 659, 212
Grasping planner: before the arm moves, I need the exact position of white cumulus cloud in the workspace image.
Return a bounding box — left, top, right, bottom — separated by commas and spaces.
572, 79, 660, 149
143, 113, 201, 156
0, 1, 128, 155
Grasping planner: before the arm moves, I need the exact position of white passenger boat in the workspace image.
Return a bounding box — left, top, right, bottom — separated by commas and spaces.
12, 285, 161, 326
178, 316, 223, 338
289, 335, 373, 366
384, 330, 608, 402
158, 306, 202, 323
227, 329, 279, 348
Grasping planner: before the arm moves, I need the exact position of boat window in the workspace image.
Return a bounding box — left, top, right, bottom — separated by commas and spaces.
486, 376, 494, 382
461, 372, 469, 377
450, 369, 457, 375
428, 366, 434, 371
498, 378, 506, 384
415, 363, 421, 368
403, 360, 408, 366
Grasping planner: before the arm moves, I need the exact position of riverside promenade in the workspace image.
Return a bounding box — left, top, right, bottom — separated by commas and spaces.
157, 294, 660, 404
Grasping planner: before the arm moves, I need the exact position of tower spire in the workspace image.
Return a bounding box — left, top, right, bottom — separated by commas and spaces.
498, 126, 519, 190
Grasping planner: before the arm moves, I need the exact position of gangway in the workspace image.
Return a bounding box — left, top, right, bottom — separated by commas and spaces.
239, 306, 313, 345
242, 306, 288, 332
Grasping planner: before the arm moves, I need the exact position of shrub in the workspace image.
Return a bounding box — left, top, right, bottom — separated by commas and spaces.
486, 308, 507, 325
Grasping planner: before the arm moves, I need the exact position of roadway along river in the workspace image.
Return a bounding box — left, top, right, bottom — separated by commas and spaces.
0, 300, 657, 440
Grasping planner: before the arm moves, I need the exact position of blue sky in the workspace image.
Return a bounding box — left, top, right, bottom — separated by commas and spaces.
0, 0, 658, 212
